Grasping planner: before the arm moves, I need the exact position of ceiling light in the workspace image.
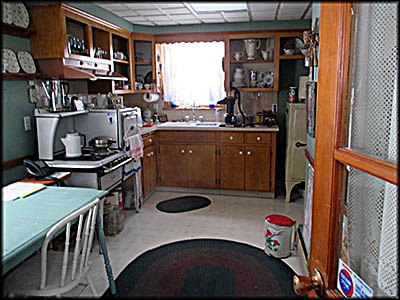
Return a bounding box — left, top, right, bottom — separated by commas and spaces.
189, 2, 247, 13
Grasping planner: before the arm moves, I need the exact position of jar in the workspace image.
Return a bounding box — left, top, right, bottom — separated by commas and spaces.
288, 87, 297, 103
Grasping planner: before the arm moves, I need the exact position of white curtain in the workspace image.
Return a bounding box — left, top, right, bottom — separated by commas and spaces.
159, 41, 226, 108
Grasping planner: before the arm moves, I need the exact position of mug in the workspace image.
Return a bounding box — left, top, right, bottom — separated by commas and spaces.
144, 83, 151, 89
261, 50, 268, 60
137, 83, 144, 90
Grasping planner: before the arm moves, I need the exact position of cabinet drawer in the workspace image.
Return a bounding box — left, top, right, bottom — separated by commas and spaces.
219, 132, 244, 144
245, 132, 271, 145
158, 131, 216, 144
142, 133, 156, 148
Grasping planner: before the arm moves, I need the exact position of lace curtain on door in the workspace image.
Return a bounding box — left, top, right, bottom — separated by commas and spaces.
346, 3, 398, 297
159, 41, 226, 108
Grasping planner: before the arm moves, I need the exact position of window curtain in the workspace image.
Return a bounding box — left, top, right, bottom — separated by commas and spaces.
159, 41, 226, 108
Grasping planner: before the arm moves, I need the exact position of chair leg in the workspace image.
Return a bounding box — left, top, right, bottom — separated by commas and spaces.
86, 274, 98, 297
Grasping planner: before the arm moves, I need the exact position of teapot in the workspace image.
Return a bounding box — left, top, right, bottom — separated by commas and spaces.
61, 132, 84, 158
233, 68, 247, 83
244, 39, 261, 60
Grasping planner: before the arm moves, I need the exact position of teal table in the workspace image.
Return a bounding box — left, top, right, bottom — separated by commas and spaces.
2, 186, 116, 295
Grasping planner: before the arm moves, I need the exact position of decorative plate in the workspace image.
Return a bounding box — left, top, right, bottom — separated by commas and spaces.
12, 2, 30, 28
17, 51, 36, 73
2, 2, 13, 24
2, 49, 20, 73
261, 72, 274, 88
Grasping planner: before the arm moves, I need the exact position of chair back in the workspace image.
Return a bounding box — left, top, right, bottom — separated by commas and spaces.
39, 198, 100, 289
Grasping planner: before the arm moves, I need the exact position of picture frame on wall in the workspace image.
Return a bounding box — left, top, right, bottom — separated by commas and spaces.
306, 81, 317, 137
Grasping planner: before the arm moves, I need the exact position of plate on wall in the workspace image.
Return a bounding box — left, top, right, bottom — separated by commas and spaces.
17, 51, 36, 73
12, 2, 30, 28
2, 2, 13, 24
3, 49, 20, 73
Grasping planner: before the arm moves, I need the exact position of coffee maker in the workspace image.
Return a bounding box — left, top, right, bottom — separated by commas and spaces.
217, 87, 247, 126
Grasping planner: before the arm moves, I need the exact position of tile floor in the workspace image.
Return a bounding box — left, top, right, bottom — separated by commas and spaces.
69, 189, 306, 297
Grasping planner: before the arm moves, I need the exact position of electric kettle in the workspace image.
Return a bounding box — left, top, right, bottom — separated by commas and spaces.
61, 132, 83, 157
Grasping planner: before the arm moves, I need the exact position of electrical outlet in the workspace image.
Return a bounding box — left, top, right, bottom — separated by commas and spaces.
28, 88, 37, 103
272, 104, 278, 113
24, 116, 31, 131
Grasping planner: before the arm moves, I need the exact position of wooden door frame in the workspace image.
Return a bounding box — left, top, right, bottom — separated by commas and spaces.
309, 2, 352, 288
310, 2, 398, 290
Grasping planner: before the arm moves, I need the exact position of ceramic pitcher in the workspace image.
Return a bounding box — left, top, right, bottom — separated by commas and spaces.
244, 39, 261, 60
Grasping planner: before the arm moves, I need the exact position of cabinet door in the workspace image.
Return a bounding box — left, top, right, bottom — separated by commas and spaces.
219, 145, 245, 190
143, 145, 157, 197
245, 146, 271, 191
158, 144, 187, 187
187, 145, 216, 189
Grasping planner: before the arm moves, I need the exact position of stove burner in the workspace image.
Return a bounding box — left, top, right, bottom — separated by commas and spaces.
55, 147, 119, 161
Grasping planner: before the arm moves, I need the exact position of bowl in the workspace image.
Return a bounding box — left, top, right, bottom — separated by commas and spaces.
283, 48, 295, 55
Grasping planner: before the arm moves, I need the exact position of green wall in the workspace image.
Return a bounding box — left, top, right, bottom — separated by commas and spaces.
1, 35, 37, 186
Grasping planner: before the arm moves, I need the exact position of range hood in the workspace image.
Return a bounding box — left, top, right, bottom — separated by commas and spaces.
36, 58, 128, 81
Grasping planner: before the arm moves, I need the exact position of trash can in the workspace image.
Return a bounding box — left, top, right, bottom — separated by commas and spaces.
264, 214, 296, 258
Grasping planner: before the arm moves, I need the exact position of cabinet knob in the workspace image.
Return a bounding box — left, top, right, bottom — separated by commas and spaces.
239, 151, 243, 155
150, 152, 154, 156
247, 151, 251, 155
94, 63, 98, 67
149, 138, 152, 143
188, 150, 193, 154
181, 149, 185, 154
147, 153, 151, 157
229, 136, 234, 140
257, 136, 261, 141
79, 61, 84, 65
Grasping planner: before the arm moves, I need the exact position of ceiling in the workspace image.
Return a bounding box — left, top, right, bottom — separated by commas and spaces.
94, 2, 312, 26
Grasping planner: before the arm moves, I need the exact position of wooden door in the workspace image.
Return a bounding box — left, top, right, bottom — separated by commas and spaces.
219, 145, 244, 190
158, 144, 187, 187
300, 3, 398, 297
245, 146, 270, 191
187, 144, 216, 189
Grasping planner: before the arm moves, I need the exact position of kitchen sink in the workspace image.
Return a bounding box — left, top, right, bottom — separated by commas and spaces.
158, 121, 221, 128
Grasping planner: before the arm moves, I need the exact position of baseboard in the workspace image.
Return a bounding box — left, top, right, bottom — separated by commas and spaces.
154, 186, 275, 199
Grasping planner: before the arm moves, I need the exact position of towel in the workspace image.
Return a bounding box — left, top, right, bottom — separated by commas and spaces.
123, 134, 144, 212
124, 134, 144, 177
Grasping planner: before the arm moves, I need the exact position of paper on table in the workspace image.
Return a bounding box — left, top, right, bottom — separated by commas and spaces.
2, 182, 46, 201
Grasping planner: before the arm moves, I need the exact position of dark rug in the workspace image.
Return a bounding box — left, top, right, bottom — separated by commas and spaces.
156, 195, 211, 213
102, 239, 303, 297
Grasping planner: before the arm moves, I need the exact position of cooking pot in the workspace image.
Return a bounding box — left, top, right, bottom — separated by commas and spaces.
89, 136, 115, 149
61, 132, 85, 157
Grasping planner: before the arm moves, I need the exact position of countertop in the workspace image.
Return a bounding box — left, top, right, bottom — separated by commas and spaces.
139, 122, 278, 135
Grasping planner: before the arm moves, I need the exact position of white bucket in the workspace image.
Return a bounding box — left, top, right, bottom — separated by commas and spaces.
264, 214, 296, 258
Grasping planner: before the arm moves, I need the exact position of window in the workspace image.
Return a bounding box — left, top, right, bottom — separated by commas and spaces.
157, 41, 226, 108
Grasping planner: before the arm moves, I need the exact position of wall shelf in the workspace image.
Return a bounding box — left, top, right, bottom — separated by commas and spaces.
113, 59, 129, 64
1, 72, 41, 81
279, 55, 305, 60
2, 22, 36, 38
231, 59, 274, 64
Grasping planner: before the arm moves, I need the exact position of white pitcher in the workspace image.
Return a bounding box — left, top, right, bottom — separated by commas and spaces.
244, 39, 261, 60
233, 68, 247, 82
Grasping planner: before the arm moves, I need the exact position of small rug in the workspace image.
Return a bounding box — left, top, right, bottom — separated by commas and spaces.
102, 239, 302, 297
156, 195, 211, 213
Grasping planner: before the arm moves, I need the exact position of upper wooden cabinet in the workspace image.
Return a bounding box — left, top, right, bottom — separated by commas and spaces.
132, 33, 156, 93
224, 30, 305, 93
28, 3, 134, 94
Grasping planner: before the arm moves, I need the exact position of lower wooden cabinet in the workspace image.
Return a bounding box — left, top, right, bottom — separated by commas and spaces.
219, 145, 272, 191
158, 143, 216, 188
142, 145, 157, 198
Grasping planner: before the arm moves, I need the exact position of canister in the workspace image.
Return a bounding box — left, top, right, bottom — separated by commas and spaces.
288, 87, 297, 103
264, 214, 296, 258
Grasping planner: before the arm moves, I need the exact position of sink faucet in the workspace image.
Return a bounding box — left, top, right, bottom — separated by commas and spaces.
192, 104, 196, 122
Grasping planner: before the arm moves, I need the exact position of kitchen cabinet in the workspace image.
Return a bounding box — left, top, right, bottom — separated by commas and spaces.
141, 132, 157, 198
28, 3, 133, 93
224, 31, 305, 92
158, 131, 216, 189
285, 103, 307, 202
218, 132, 275, 192
132, 33, 156, 93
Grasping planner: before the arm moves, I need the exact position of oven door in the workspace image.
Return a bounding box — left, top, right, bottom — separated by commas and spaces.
119, 112, 138, 148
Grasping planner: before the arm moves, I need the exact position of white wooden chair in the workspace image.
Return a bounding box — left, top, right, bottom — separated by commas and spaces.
5, 198, 100, 297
